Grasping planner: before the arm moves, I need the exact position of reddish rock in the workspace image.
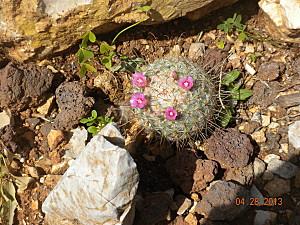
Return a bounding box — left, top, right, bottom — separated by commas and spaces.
166, 151, 218, 194
225, 163, 254, 186
205, 128, 253, 169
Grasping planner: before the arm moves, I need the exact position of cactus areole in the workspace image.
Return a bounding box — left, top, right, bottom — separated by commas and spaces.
130, 58, 217, 141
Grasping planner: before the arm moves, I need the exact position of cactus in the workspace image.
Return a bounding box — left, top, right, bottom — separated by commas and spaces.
129, 57, 218, 142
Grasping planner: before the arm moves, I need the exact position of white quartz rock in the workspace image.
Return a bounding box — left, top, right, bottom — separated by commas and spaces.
42, 124, 139, 225
288, 121, 300, 149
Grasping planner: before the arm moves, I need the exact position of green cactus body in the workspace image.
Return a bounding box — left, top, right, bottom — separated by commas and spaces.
131, 58, 217, 141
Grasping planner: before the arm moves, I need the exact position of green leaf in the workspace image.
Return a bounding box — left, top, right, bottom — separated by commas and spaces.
220, 108, 232, 128
83, 63, 97, 73
88, 31, 96, 43
231, 88, 253, 100
87, 126, 99, 136
82, 49, 94, 62
80, 38, 88, 49
216, 40, 225, 49
217, 23, 225, 31
100, 42, 114, 54
79, 64, 87, 77
222, 70, 240, 86
77, 49, 84, 63
238, 32, 247, 41
136, 5, 152, 12
80, 118, 90, 124
91, 110, 97, 119
235, 14, 242, 25
101, 57, 112, 70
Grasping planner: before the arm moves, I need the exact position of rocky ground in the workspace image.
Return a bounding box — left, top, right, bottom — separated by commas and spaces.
0, 0, 300, 225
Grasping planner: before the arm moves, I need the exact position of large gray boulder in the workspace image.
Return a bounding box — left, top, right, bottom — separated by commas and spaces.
0, 0, 237, 61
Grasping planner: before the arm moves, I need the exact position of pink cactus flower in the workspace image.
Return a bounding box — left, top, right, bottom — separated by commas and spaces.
165, 107, 178, 120
178, 76, 194, 90
132, 72, 147, 88
130, 93, 147, 108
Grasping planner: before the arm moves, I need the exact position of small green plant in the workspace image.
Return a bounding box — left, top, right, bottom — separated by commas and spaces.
216, 40, 225, 49
98, 5, 151, 71
76, 31, 97, 77
217, 13, 248, 42
80, 110, 114, 136
0, 153, 32, 225
220, 70, 252, 127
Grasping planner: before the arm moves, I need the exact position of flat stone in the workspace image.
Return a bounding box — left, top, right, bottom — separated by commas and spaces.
184, 213, 197, 225
0, 110, 11, 129
251, 129, 267, 143
245, 63, 256, 75
257, 62, 280, 81
47, 129, 65, 150
254, 158, 266, 178
195, 181, 250, 221
264, 177, 290, 197
37, 96, 55, 115
188, 43, 205, 60
276, 93, 300, 108
254, 210, 277, 225
261, 115, 271, 127
262, 170, 274, 181
288, 121, 300, 149
175, 196, 192, 215
250, 185, 264, 205
0, 0, 238, 61
267, 158, 298, 179
263, 154, 280, 164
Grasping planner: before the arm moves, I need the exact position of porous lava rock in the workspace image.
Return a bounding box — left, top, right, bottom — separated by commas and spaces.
205, 128, 254, 169
166, 151, 218, 194
53, 82, 94, 131
195, 181, 250, 221
0, 62, 61, 111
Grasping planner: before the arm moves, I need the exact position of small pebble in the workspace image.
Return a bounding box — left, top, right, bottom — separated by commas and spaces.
251, 129, 266, 143
264, 154, 280, 164
245, 63, 256, 75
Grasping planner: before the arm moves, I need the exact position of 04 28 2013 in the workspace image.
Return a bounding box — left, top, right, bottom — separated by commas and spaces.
235, 197, 283, 206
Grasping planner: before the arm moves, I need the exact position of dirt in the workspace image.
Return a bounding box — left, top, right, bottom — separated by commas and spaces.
0, 0, 300, 224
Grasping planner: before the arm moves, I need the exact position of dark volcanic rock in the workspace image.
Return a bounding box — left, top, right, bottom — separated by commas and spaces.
0, 62, 61, 111
205, 128, 253, 169
195, 181, 250, 221
53, 81, 94, 131
166, 151, 218, 194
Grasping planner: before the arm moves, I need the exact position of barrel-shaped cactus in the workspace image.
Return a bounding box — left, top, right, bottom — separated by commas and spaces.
129, 57, 218, 142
